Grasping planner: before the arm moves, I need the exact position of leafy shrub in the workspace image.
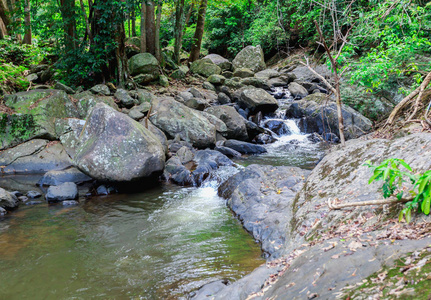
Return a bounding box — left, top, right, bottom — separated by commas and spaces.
0, 60, 30, 94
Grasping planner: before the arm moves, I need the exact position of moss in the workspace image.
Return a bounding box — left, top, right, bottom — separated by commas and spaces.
0, 113, 36, 145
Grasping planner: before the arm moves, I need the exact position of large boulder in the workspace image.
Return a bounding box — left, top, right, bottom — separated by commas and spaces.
205, 106, 248, 141
74, 103, 165, 182
128, 53, 160, 82
2, 89, 79, 150
0, 139, 73, 174
72, 91, 120, 119
55, 118, 86, 159
239, 88, 279, 115
288, 82, 309, 99
222, 140, 267, 154
285, 95, 372, 140
203, 54, 232, 71
232, 45, 266, 73
149, 97, 216, 148
190, 58, 222, 77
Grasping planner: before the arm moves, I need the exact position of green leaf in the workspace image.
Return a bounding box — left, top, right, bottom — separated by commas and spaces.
406, 209, 412, 223
399, 209, 405, 222
383, 167, 390, 180
421, 196, 431, 215
399, 160, 412, 171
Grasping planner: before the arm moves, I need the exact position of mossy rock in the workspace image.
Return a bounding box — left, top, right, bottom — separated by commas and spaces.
1, 89, 79, 150
72, 91, 120, 119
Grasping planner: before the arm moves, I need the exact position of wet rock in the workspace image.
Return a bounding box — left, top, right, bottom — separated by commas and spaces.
232, 45, 266, 73
62, 200, 79, 206
18, 196, 28, 202
214, 146, 242, 158
254, 133, 277, 144
74, 103, 165, 182
176, 146, 195, 164
96, 185, 118, 195
262, 119, 291, 136
223, 140, 267, 154
0, 207, 6, 215
205, 106, 248, 141
90, 84, 111, 96
239, 88, 279, 115
27, 190, 42, 199
37, 168, 93, 186
46, 182, 78, 202
150, 97, 216, 148
0, 188, 19, 209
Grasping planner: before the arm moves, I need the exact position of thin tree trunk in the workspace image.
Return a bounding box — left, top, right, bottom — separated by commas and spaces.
173, 0, 185, 64
79, 0, 91, 43
22, 0, 31, 44
0, 0, 10, 33
145, 1, 155, 55
140, 0, 146, 52
0, 16, 7, 38
60, 0, 77, 51
131, 2, 136, 36
154, 1, 162, 62
189, 0, 208, 62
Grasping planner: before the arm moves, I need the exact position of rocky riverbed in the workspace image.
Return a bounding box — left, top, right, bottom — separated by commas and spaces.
1, 45, 430, 299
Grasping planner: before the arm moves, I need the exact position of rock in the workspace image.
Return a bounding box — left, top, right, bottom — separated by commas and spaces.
159, 75, 169, 87
279, 73, 297, 83
176, 146, 195, 164
223, 140, 267, 154
288, 82, 309, 99
40, 67, 54, 82
190, 58, 222, 77
221, 71, 233, 78
286, 95, 372, 140
218, 165, 309, 257
232, 45, 266, 73
150, 97, 216, 148
0, 139, 73, 174
268, 77, 288, 88
171, 67, 187, 79
233, 68, 254, 78
128, 107, 145, 120
262, 119, 291, 136
0, 188, 19, 209
54, 82, 75, 94
115, 89, 137, 108
240, 77, 271, 90
62, 200, 79, 206
244, 119, 265, 140
139, 120, 168, 153
291, 65, 331, 82
55, 118, 86, 159
128, 53, 160, 79
96, 185, 118, 195
37, 168, 92, 186
90, 84, 111, 96
46, 182, 78, 202
202, 81, 216, 91
207, 74, 226, 85
74, 103, 165, 182
214, 146, 242, 158
134, 74, 158, 84
184, 97, 210, 111
199, 111, 229, 137
203, 54, 232, 71
0, 207, 7, 215
177, 91, 194, 103
27, 190, 42, 199
136, 89, 155, 104
217, 92, 231, 104
26, 73, 38, 82
205, 106, 248, 141
253, 133, 277, 144
255, 69, 280, 79
72, 91, 120, 119
224, 77, 245, 89
164, 150, 232, 186
2, 89, 79, 149
239, 88, 279, 115
189, 87, 204, 99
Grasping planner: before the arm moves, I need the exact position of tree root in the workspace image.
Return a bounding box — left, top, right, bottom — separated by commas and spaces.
327, 197, 411, 210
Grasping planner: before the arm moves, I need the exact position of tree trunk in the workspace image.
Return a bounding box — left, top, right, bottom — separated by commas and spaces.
0, 0, 10, 34
140, 0, 146, 52
79, 0, 91, 43
131, 2, 136, 36
145, 1, 155, 55
189, 0, 208, 62
22, 0, 31, 44
116, 19, 127, 87
173, 0, 185, 64
154, 1, 162, 62
0, 16, 7, 38
60, 0, 77, 51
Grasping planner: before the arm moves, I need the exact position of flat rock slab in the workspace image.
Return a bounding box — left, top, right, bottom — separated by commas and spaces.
46, 182, 78, 202
218, 164, 310, 258
37, 167, 92, 186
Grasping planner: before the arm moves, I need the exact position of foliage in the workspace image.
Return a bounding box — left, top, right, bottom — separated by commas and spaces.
365, 159, 431, 223
0, 60, 30, 94
0, 113, 36, 142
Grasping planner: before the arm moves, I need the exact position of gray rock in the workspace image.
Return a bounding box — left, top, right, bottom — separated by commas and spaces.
54, 82, 75, 94
184, 97, 210, 111
26, 73, 38, 82
46, 182, 78, 202
150, 97, 216, 148
232, 45, 266, 73
90, 84, 111, 96
214, 146, 242, 158
255, 69, 280, 79
286, 94, 372, 140
177, 91, 194, 102
176, 146, 195, 164
202, 81, 216, 91
288, 82, 309, 99
223, 140, 267, 154
37, 168, 92, 186
205, 106, 248, 141
199, 111, 229, 137
190, 58, 222, 77
0, 188, 19, 209
221, 71, 233, 78
203, 54, 232, 71
0, 139, 73, 174
135, 74, 158, 84
0, 207, 7, 215
217, 92, 231, 104
239, 88, 279, 115
139, 120, 168, 154
189, 87, 204, 99
96, 185, 118, 195
240, 77, 271, 90
291, 65, 331, 81
159, 75, 169, 87
233, 68, 254, 78
55, 118, 86, 159
171, 68, 187, 79
136, 89, 155, 104
62, 200, 79, 206
74, 103, 165, 182
27, 190, 42, 199
268, 77, 287, 87
115, 89, 137, 108
72, 91, 119, 119
128, 107, 145, 120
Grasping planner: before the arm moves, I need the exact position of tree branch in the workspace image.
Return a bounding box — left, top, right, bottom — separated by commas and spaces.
327, 197, 411, 210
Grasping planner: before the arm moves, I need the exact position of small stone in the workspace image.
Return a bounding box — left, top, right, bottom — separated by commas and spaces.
233, 68, 254, 78
90, 84, 111, 96
207, 74, 226, 85
159, 75, 169, 87
115, 88, 137, 108
25, 201, 43, 205
62, 200, 79, 206
27, 191, 42, 199
18, 196, 29, 202
217, 92, 231, 105
202, 81, 216, 91
46, 182, 79, 202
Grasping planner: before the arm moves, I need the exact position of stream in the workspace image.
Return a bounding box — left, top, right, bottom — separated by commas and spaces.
0, 87, 325, 299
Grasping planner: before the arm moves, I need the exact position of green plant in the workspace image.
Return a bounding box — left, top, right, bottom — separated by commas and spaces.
366, 158, 431, 223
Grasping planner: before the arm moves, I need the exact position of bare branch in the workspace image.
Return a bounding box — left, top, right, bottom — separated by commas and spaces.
299, 61, 336, 94
327, 197, 411, 210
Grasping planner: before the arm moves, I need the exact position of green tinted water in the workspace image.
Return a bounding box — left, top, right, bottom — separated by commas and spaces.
0, 172, 264, 299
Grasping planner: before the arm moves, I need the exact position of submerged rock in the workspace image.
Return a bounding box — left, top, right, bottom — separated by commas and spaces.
46, 182, 78, 202
74, 103, 165, 182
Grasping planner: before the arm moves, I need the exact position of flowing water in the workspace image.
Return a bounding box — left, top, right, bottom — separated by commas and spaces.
0, 86, 326, 299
